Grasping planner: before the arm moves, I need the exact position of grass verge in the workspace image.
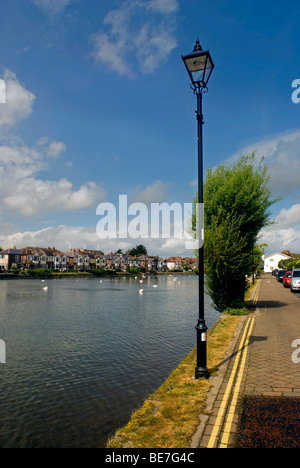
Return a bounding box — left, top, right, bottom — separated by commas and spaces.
106, 314, 242, 448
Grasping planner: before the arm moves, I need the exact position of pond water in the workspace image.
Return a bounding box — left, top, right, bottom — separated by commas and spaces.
0, 275, 219, 448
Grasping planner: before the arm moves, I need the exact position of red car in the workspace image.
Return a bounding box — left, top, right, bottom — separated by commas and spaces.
283, 271, 292, 288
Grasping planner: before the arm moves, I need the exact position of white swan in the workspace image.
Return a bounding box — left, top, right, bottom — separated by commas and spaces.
139, 289, 144, 294
43, 286, 48, 291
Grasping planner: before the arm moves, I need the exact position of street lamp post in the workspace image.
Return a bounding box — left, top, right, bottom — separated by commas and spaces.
182, 39, 214, 379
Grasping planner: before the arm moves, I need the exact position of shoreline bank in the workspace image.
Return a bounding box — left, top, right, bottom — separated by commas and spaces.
106, 281, 258, 448
0, 271, 197, 280
106, 313, 243, 448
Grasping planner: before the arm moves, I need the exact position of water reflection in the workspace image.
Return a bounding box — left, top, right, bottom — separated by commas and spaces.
0, 276, 219, 447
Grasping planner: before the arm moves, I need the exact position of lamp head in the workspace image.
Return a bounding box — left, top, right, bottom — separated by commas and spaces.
182, 39, 214, 90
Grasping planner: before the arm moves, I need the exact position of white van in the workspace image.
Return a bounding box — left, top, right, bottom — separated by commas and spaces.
291, 269, 300, 293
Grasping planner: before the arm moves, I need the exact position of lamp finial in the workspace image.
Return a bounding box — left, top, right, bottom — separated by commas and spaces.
193, 39, 203, 52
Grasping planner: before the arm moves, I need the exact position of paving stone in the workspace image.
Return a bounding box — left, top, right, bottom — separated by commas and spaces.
191, 275, 300, 448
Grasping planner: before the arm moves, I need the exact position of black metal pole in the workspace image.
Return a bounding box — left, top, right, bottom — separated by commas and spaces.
195, 89, 209, 379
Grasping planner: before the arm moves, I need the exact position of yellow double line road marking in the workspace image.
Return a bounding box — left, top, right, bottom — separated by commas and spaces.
252, 279, 261, 307
206, 280, 261, 448
207, 316, 255, 448
219, 317, 255, 448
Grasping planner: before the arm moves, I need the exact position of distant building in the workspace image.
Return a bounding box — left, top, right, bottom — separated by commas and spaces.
0, 244, 190, 274
165, 257, 183, 271
263, 252, 292, 273
0, 247, 22, 271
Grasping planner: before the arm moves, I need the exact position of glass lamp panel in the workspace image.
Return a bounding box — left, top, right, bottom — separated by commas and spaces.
185, 55, 206, 70
203, 55, 213, 84
184, 53, 209, 85
190, 69, 205, 84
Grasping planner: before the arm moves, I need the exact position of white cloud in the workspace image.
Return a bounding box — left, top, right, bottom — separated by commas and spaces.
37, 137, 67, 158
229, 129, 300, 197
90, 32, 134, 78
0, 225, 98, 251
260, 226, 300, 255
0, 144, 45, 179
0, 69, 105, 222
0, 70, 36, 128
47, 141, 67, 158
131, 180, 169, 204
274, 204, 300, 229
3, 179, 104, 217
252, 200, 300, 255
0, 140, 106, 218
220, 130, 300, 255
148, 0, 179, 14
32, 0, 73, 15
0, 224, 194, 256
258, 203, 300, 254
90, 0, 178, 77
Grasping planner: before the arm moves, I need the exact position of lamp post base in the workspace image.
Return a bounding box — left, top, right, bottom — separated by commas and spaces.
195, 366, 210, 380
195, 319, 209, 379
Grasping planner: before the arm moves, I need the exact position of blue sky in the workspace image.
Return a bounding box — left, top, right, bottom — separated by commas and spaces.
0, 0, 300, 256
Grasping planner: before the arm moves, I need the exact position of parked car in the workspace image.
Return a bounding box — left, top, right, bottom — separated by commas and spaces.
283, 271, 292, 288
277, 270, 286, 282
272, 269, 279, 277
291, 269, 300, 293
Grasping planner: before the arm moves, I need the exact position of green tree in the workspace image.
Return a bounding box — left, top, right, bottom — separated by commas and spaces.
279, 256, 300, 270
194, 153, 277, 311
127, 244, 148, 257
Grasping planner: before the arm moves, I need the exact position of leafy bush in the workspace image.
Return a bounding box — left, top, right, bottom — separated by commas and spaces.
127, 267, 140, 274
89, 269, 116, 276
225, 307, 248, 316
193, 154, 277, 312
25, 268, 52, 277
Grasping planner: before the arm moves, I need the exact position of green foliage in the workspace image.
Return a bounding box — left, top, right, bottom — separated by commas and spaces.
89, 269, 116, 276
24, 268, 52, 277
278, 256, 300, 270
195, 153, 278, 312
127, 267, 141, 274
225, 306, 249, 316
127, 244, 148, 257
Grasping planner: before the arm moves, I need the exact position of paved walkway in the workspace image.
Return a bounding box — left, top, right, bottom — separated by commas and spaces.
191, 274, 300, 448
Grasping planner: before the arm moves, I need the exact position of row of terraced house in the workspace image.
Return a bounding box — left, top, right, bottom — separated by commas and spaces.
0, 247, 198, 273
